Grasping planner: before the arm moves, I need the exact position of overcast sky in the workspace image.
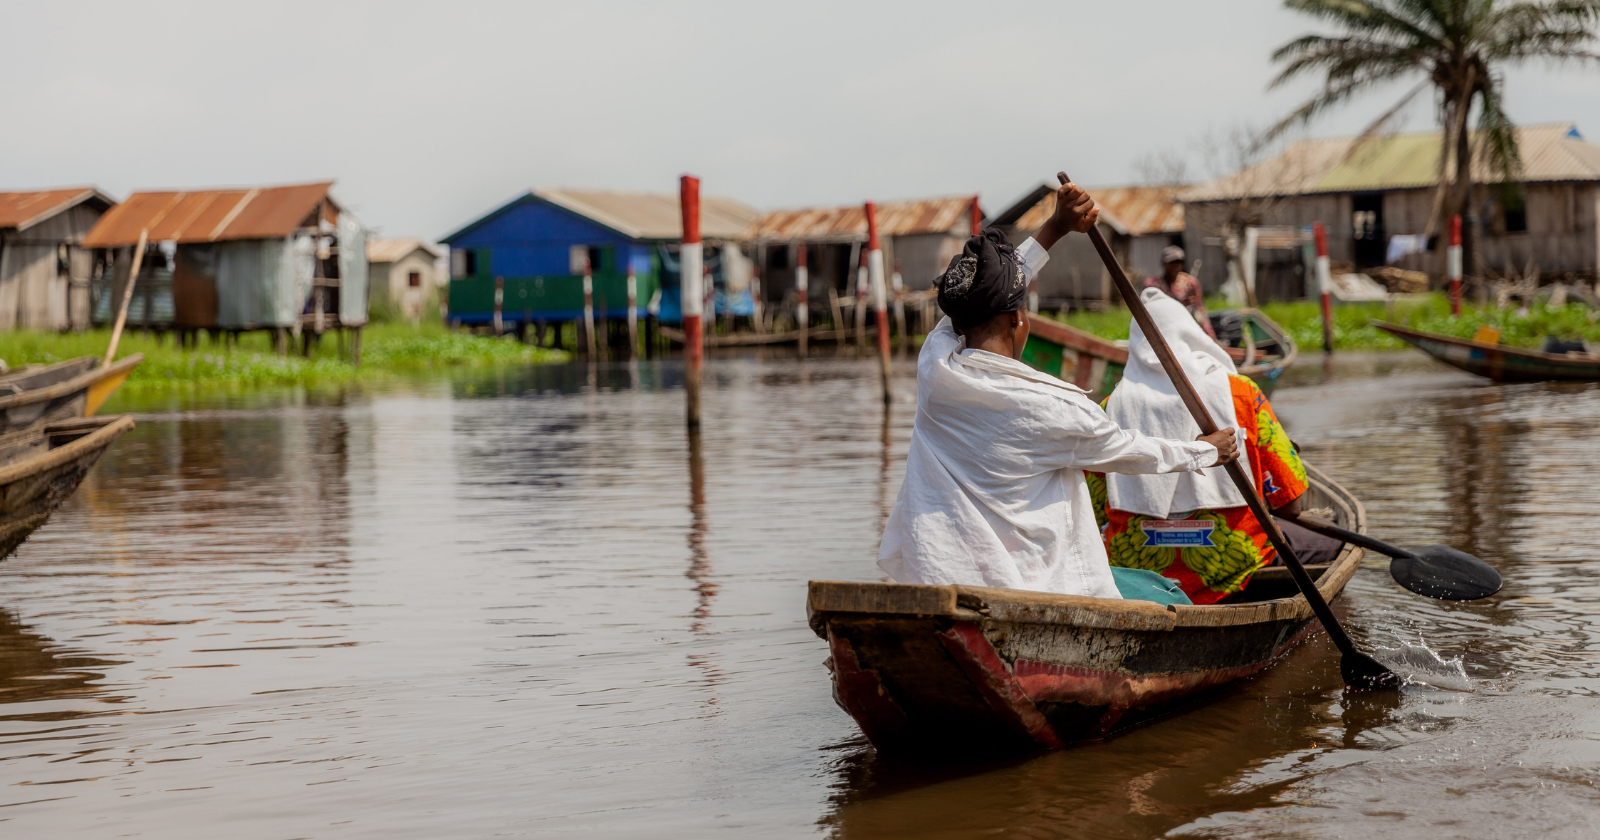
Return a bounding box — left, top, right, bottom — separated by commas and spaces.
4, 0, 1598, 241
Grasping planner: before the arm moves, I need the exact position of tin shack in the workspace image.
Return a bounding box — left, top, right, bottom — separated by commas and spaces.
441, 188, 760, 347
83, 182, 368, 355
0, 188, 117, 331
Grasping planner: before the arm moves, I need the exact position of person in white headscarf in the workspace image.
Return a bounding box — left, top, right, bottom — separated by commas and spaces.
877, 182, 1239, 601
1092, 287, 1312, 604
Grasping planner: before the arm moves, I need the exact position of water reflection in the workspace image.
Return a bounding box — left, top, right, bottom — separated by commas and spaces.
4, 353, 1600, 837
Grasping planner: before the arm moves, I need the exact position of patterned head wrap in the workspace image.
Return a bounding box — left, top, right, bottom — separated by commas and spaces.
936, 229, 1028, 330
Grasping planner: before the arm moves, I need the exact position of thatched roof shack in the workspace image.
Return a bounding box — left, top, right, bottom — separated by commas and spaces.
84, 182, 367, 338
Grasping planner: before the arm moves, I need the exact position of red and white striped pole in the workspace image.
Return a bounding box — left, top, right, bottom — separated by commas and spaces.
1448, 214, 1464, 317
751, 262, 763, 330
1314, 222, 1333, 354
582, 259, 597, 358
626, 265, 638, 358
866, 202, 892, 404
680, 175, 704, 427
795, 244, 809, 356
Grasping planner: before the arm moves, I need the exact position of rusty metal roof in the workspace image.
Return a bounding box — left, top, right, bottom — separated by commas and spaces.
1004, 185, 1184, 237
0, 188, 116, 231
83, 182, 335, 247
747, 196, 976, 242
1184, 123, 1600, 202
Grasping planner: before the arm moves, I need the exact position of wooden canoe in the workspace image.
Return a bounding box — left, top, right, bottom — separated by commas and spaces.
0, 415, 135, 560
1374, 321, 1600, 382
0, 354, 143, 434
1021, 309, 1297, 399
807, 463, 1363, 754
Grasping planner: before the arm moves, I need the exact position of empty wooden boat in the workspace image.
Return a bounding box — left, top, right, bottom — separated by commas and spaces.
0, 415, 135, 560
807, 463, 1361, 754
1022, 309, 1295, 399
1374, 321, 1600, 382
0, 354, 143, 434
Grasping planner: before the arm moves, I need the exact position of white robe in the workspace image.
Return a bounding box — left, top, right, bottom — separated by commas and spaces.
877, 243, 1218, 598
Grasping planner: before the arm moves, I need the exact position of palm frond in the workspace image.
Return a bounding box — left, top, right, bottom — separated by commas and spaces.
1264, 63, 1425, 141
1476, 73, 1523, 186
1284, 0, 1447, 48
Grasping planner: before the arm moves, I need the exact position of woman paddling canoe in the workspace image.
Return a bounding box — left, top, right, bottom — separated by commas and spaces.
875, 181, 1239, 603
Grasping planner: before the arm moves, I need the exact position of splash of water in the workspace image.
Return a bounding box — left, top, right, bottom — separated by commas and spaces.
1374, 636, 1472, 691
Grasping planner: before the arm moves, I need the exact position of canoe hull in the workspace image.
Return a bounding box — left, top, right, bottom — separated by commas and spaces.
1375, 321, 1600, 382
0, 354, 143, 434
810, 466, 1361, 754
0, 416, 135, 560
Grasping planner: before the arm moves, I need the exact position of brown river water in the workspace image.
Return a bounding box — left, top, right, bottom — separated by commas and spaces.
2, 350, 1600, 838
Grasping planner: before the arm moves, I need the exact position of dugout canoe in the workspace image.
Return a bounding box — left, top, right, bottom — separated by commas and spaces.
1021, 309, 1296, 399
0, 415, 135, 561
0, 354, 143, 434
807, 463, 1362, 754
1373, 321, 1600, 382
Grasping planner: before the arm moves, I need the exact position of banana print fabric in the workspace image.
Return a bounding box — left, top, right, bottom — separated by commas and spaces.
1088, 375, 1307, 605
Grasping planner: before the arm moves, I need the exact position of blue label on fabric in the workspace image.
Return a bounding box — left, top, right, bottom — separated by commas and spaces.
1140, 519, 1216, 547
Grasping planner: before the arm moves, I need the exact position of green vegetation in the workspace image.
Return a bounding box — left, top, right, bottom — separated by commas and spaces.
0, 322, 569, 389
1049, 292, 1600, 352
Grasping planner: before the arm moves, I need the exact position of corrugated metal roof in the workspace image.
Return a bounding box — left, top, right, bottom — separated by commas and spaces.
1184, 123, 1600, 202
747, 196, 974, 241
83, 182, 335, 247
533, 188, 760, 241
0, 188, 115, 231
367, 238, 441, 263
1006, 185, 1184, 236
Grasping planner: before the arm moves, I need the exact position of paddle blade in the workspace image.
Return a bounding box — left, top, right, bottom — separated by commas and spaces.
1341, 650, 1401, 690
1391, 545, 1503, 601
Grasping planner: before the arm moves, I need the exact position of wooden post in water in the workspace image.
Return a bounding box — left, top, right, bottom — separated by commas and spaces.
1448, 214, 1464, 317
891, 258, 906, 351
854, 247, 868, 350
681, 175, 705, 428
104, 229, 149, 365
493, 276, 504, 336
866, 202, 892, 404
626, 265, 639, 358
582, 261, 597, 358
795, 243, 809, 356
1313, 223, 1333, 354
970, 194, 982, 236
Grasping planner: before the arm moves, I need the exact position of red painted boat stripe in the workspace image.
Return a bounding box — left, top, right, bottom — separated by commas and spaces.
937, 623, 1064, 749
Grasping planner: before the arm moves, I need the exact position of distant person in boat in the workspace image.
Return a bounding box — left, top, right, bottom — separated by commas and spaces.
1088, 289, 1331, 604
1144, 246, 1217, 339
876, 181, 1239, 600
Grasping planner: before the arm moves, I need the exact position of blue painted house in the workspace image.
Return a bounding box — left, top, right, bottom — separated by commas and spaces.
441, 188, 761, 331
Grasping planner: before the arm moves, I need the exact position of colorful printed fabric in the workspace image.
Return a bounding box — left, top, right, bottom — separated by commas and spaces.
1089, 374, 1307, 604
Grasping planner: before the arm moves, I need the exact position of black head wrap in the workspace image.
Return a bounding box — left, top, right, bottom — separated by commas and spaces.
936, 228, 1028, 330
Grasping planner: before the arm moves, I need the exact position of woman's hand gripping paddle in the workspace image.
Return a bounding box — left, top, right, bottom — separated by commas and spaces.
1056, 172, 1398, 690
1284, 513, 1502, 601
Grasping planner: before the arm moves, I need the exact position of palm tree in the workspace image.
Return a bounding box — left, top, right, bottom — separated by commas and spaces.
1269, 0, 1600, 246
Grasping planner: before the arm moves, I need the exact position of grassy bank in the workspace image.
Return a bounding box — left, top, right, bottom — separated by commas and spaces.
1050, 292, 1600, 352
0, 322, 570, 389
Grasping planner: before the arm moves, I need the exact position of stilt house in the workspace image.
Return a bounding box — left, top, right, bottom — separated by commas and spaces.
1181, 123, 1600, 291
441, 188, 760, 342
0, 189, 117, 331
990, 185, 1186, 309
83, 182, 368, 352
367, 238, 442, 322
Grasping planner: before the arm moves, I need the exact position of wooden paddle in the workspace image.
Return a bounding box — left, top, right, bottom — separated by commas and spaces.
1057, 173, 1398, 690
1285, 513, 1502, 601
